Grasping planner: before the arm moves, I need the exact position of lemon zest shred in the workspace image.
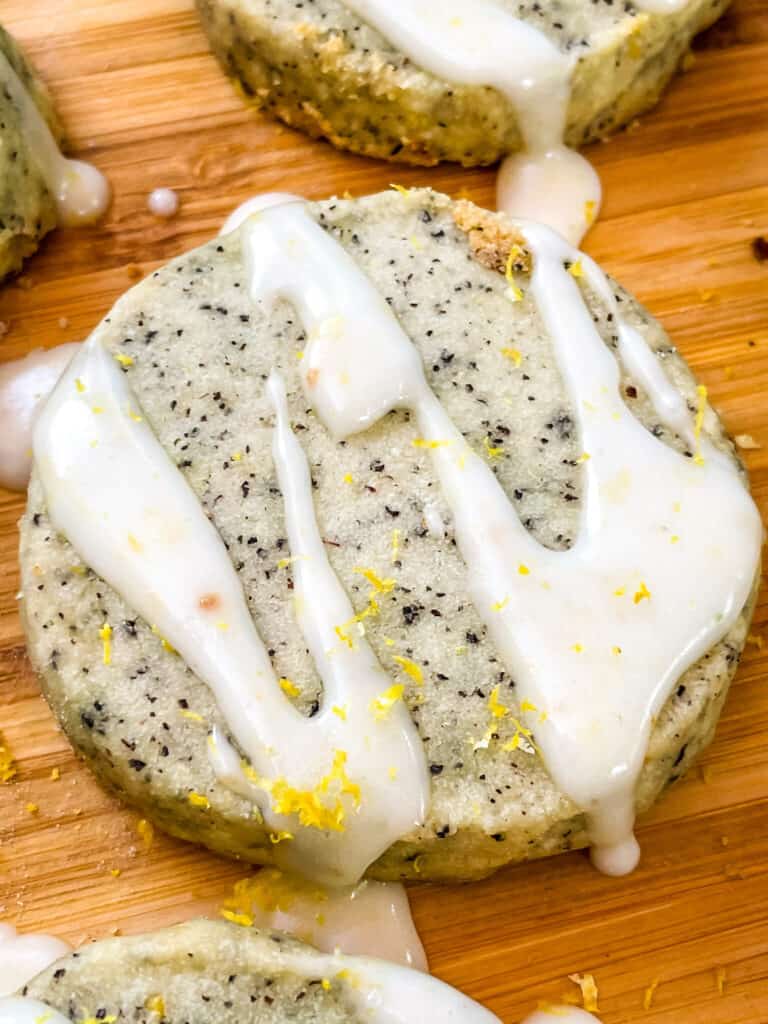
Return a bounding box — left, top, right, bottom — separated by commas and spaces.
114, 353, 134, 367
98, 622, 112, 665
0, 732, 17, 783
26, 802, 39, 814
568, 973, 599, 1012
269, 830, 294, 844
643, 979, 660, 1010
391, 529, 400, 563
188, 791, 211, 809
633, 581, 651, 604
389, 183, 410, 195
50, 767, 60, 781
392, 655, 423, 684
332, 704, 348, 721
572, 643, 584, 653
137, 818, 154, 851
491, 596, 509, 612
145, 996, 165, 1016
518, 563, 530, 576
279, 678, 301, 697
371, 684, 405, 720
75, 378, 86, 393
501, 347, 522, 367
180, 709, 204, 723
584, 200, 597, 226
412, 437, 451, 449
353, 567, 395, 593
342, 472, 353, 484
484, 436, 504, 459
568, 259, 584, 279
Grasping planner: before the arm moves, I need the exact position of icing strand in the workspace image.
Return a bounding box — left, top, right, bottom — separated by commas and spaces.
0, 923, 71, 1021
234, 197, 761, 873
33, 338, 427, 887
0, 52, 109, 226
343, 0, 600, 245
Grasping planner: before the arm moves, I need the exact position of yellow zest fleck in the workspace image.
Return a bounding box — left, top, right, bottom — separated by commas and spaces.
412, 437, 450, 449
342, 472, 353, 484
98, 622, 112, 665
0, 732, 17, 784
371, 684, 405, 720
454, 645, 467, 656
231, 452, 242, 462
109, 868, 121, 878
221, 870, 327, 929
188, 790, 210, 809
518, 563, 530, 576
215, 620, 229, 631
569, 973, 599, 1013
390, 183, 410, 196
50, 767, 60, 781
251, 751, 361, 833
491, 596, 509, 612
26, 802, 39, 815
412, 854, 426, 874
746, 633, 764, 650
80, 1017, 116, 1024
296, 350, 304, 361
332, 704, 348, 721
673, 501, 681, 513
127, 533, 142, 553
221, 909, 254, 927
137, 818, 154, 851
612, 646, 622, 656
151, 624, 178, 655
35, 1013, 51, 1024
335, 624, 354, 649
75, 378, 86, 393
321, 978, 332, 991
520, 700, 537, 713
715, 966, 726, 995
576, 452, 591, 463
584, 200, 597, 226
392, 655, 423, 684
614, 587, 626, 597
180, 709, 204, 723
128, 407, 143, 423
391, 528, 400, 563
409, 234, 424, 251
277, 555, 300, 569
114, 353, 134, 367
643, 979, 660, 1010
145, 996, 165, 1016
279, 678, 301, 697
568, 260, 584, 279
505, 247, 525, 301
70, 564, 86, 575
633, 581, 651, 604
670, 534, 680, 544
91, 405, 104, 415
501, 347, 522, 367
506, 283, 523, 302
388, 766, 398, 781
269, 830, 294, 844
572, 643, 584, 653
383, 635, 396, 647
693, 384, 708, 465
484, 436, 504, 459
353, 567, 395, 593
488, 686, 509, 719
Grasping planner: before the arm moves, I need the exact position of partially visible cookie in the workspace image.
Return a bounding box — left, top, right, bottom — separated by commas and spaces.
0, 25, 61, 281
196, 0, 729, 167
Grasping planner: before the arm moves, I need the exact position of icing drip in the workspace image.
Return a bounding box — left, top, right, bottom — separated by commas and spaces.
147, 187, 179, 219
343, 0, 600, 245
234, 197, 761, 873
0, 343, 81, 491
33, 338, 427, 887
521, 1010, 601, 1024
225, 869, 427, 969
0, 52, 109, 226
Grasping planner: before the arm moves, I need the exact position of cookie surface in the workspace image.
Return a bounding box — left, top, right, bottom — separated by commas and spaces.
195, 0, 729, 166
20, 189, 756, 881
0, 25, 61, 281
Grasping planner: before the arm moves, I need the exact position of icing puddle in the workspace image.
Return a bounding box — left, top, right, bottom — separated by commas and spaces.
344, 0, 691, 244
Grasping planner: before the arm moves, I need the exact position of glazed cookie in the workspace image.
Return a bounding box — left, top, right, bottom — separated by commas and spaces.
20, 189, 760, 886
4, 919, 499, 1022
196, 0, 729, 241
0, 24, 109, 281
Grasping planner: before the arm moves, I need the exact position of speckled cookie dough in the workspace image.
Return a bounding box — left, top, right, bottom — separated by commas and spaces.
0, 24, 62, 282
20, 189, 757, 882
195, 0, 730, 167
22, 920, 368, 1023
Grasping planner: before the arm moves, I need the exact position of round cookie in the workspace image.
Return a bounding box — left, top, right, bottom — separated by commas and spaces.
0, 25, 62, 281
18, 918, 496, 1023
20, 189, 757, 882
195, 0, 729, 167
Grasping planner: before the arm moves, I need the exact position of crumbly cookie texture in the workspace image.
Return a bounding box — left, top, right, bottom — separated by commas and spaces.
196, 0, 730, 166
20, 189, 756, 881
23, 920, 365, 1023
0, 24, 62, 281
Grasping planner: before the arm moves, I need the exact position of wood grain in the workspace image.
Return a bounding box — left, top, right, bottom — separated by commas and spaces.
1, 2, 767, 1020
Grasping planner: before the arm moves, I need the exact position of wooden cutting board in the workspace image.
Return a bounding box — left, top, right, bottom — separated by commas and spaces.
1, 2, 767, 1020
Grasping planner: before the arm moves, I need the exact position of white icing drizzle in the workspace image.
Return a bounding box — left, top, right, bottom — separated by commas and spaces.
147, 187, 179, 219
233, 870, 427, 970
233, 197, 761, 873
521, 1009, 601, 1024
33, 338, 428, 887
0, 923, 71, 1017
0, 51, 109, 226
0, 344, 81, 491
342, 0, 600, 245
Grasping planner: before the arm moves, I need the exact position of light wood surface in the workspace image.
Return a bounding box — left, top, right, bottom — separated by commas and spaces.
1, 2, 767, 1021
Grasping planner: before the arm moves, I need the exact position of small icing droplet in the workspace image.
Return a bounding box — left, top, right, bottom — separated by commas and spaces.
147, 187, 179, 219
